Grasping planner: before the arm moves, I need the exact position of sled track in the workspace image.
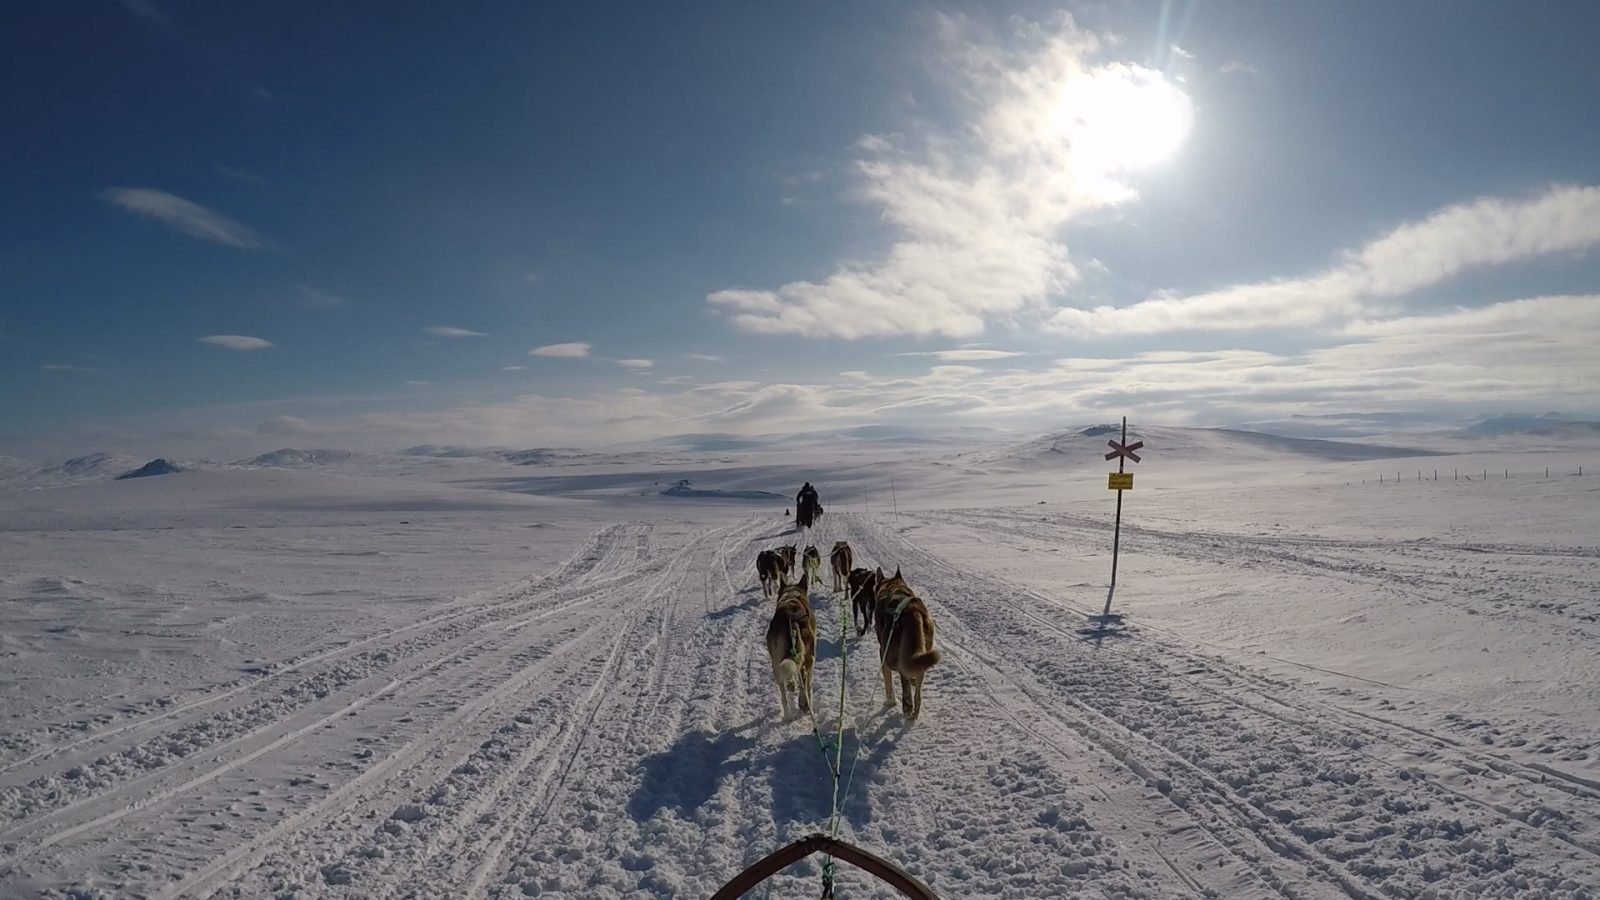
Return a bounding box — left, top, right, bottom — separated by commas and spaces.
926, 508, 1600, 640
169, 518, 771, 899
846, 514, 1600, 900
0, 526, 661, 847
0, 523, 645, 779
0, 523, 677, 897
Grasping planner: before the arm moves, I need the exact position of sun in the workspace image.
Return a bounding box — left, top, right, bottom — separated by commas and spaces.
1054, 67, 1194, 172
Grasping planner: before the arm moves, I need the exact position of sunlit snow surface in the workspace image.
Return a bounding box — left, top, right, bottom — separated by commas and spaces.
3, 428, 1599, 898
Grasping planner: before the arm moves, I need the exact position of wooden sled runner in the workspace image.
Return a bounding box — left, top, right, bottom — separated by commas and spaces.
710, 832, 940, 899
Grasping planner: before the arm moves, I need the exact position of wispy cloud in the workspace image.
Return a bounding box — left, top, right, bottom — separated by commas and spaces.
614, 358, 654, 368
708, 15, 1173, 339
897, 349, 1025, 361
1048, 184, 1600, 337
215, 164, 265, 184
119, 0, 174, 32
256, 415, 328, 436
501, 365, 527, 372
405, 380, 433, 386
298, 286, 347, 309
199, 334, 273, 351
41, 364, 99, 374
424, 325, 488, 338
531, 342, 591, 358
54, 293, 1599, 456
103, 188, 267, 250
686, 353, 723, 362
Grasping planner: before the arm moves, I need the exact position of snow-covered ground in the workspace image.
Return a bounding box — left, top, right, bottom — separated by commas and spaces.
2, 428, 1599, 898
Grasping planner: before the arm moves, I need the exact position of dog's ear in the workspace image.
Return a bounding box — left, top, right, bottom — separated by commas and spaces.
893, 566, 901, 579
875, 566, 883, 579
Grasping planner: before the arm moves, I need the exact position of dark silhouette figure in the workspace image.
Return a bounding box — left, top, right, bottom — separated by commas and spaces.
795, 482, 821, 529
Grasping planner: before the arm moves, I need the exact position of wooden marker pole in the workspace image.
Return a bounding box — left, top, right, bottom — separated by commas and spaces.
1102, 417, 1143, 616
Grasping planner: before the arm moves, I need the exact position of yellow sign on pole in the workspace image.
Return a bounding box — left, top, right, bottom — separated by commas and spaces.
1108, 472, 1133, 491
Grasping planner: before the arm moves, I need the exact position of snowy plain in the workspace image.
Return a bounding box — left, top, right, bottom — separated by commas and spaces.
1, 426, 1598, 899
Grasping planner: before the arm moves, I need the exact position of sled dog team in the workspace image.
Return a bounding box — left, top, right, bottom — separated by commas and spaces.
757, 539, 941, 723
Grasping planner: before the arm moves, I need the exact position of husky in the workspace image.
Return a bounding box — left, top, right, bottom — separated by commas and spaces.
775, 545, 797, 578
802, 546, 822, 585
766, 571, 817, 719
847, 566, 881, 637
756, 549, 783, 599
872, 568, 941, 722
828, 541, 853, 594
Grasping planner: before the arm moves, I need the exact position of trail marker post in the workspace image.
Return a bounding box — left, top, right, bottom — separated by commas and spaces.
1102, 417, 1143, 616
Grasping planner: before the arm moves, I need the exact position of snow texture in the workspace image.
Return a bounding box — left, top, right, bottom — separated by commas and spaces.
2, 426, 1598, 898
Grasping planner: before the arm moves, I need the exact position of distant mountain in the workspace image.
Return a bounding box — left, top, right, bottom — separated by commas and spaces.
968, 425, 1445, 468
238, 448, 366, 468
1460, 414, 1600, 438
115, 458, 185, 480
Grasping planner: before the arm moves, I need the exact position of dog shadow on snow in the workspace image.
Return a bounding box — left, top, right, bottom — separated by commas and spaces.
627, 710, 908, 831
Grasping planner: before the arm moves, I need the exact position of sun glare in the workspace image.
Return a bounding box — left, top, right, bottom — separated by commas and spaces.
1054, 68, 1194, 172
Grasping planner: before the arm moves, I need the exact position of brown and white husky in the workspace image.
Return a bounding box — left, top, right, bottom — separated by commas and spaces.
872, 567, 941, 722
766, 571, 817, 719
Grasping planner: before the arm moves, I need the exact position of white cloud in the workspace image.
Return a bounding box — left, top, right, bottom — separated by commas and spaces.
41, 364, 99, 374
31, 294, 1598, 458
119, 0, 173, 31
216, 164, 265, 184
298, 286, 346, 309
102, 188, 267, 249
1048, 184, 1600, 337
199, 334, 273, 351
425, 325, 487, 338
256, 415, 325, 436
501, 365, 528, 372
614, 358, 654, 368
708, 15, 1174, 339
898, 349, 1026, 361
686, 353, 723, 362
531, 342, 591, 358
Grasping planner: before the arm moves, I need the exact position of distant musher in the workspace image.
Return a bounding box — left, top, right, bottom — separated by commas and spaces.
795, 481, 821, 529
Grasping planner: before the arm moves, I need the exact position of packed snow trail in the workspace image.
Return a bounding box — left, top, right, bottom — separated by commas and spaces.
4, 512, 1598, 898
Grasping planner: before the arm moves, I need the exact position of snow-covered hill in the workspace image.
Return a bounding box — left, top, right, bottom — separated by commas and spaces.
966, 424, 1445, 469
2, 455, 1599, 897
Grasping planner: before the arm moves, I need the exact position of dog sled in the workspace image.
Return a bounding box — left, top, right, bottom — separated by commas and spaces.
711, 832, 939, 899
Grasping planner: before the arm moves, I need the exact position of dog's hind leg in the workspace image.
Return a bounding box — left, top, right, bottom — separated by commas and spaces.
798, 662, 813, 715
772, 661, 793, 719
899, 673, 916, 719
881, 663, 895, 707
911, 675, 924, 721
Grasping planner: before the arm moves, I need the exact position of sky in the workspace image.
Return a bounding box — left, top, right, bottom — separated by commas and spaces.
4, 0, 1599, 458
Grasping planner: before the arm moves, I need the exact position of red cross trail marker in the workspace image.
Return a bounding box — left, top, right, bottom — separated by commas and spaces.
1102, 417, 1145, 618
1104, 439, 1143, 463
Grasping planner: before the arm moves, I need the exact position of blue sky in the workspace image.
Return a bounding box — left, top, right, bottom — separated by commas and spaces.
4, 0, 1599, 457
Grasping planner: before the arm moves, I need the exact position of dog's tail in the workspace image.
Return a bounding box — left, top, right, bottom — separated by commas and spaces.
907, 615, 941, 673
